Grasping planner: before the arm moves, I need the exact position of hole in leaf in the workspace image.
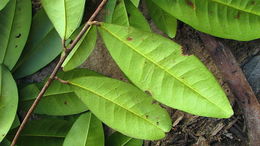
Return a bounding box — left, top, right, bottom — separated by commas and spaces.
185, 0, 195, 9
16, 33, 21, 38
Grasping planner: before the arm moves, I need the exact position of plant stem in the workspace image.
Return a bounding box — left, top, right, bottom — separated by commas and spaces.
10, 0, 107, 145
200, 33, 260, 146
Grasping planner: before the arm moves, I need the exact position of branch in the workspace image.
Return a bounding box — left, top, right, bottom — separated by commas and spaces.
200, 33, 260, 146
11, 0, 107, 145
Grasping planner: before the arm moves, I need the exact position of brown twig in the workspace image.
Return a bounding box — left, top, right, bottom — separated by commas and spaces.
11, 0, 107, 145
54, 76, 69, 84
199, 33, 260, 146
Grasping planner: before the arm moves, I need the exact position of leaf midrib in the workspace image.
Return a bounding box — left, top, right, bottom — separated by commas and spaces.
83, 114, 91, 145
122, 137, 133, 146
63, 0, 67, 39
70, 81, 165, 132
100, 25, 228, 115
210, 0, 259, 16
2, 0, 16, 64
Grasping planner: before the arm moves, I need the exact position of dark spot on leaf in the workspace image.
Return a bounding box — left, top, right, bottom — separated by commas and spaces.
127, 37, 133, 41
235, 12, 241, 19
152, 100, 158, 104
16, 33, 21, 38
145, 115, 149, 118
127, 13, 131, 17
145, 90, 152, 96
64, 101, 67, 105
251, 1, 256, 5
156, 122, 159, 125
185, 0, 196, 10
2, 134, 5, 137
15, 45, 18, 48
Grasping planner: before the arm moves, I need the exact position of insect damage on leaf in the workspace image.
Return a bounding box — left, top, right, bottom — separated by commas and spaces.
235, 12, 241, 19
145, 90, 152, 96
127, 37, 133, 41
15, 33, 21, 38
185, 0, 195, 10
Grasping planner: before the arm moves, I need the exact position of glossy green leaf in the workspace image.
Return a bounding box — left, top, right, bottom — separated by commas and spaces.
0, 0, 32, 70
125, 0, 151, 32
112, 0, 151, 31
20, 69, 100, 116
107, 132, 143, 146
10, 119, 73, 146
42, 0, 86, 39
104, 0, 117, 23
10, 115, 20, 129
152, 0, 260, 41
13, 9, 62, 79
146, 0, 177, 38
63, 112, 104, 146
0, 65, 18, 142
112, 0, 129, 26
62, 26, 97, 71
130, 0, 140, 7
0, 139, 11, 146
98, 23, 233, 118
70, 76, 172, 140
0, 0, 9, 10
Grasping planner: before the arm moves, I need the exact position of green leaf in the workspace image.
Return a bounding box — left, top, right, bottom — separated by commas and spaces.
70, 76, 172, 140
112, 0, 151, 32
0, 0, 9, 10
19, 69, 100, 116
112, 0, 129, 26
104, 0, 117, 23
9, 119, 73, 146
0, 139, 11, 146
41, 0, 86, 39
0, 65, 18, 142
130, 0, 140, 7
152, 0, 260, 41
63, 112, 104, 146
98, 23, 233, 118
62, 26, 97, 71
0, 0, 32, 70
125, 0, 151, 32
107, 132, 143, 146
13, 9, 62, 79
10, 115, 20, 129
146, 0, 177, 38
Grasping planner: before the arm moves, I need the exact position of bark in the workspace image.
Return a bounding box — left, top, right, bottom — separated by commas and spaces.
200, 34, 260, 146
